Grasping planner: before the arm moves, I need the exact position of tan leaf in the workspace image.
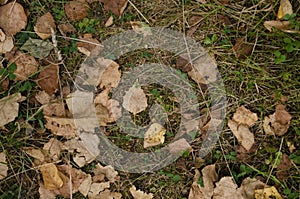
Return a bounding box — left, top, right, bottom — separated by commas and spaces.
91, 189, 122, 199
0, 93, 24, 126
78, 174, 92, 197
123, 84, 148, 115
0, 152, 8, 180
0, 0, 8, 5
0, 2, 27, 36
232, 106, 258, 127
93, 163, 119, 182
13, 51, 39, 81
98, 58, 121, 89
102, 0, 128, 18
44, 116, 77, 138
88, 182, 110, 197
232, 38, 253, 60
143, 123, 166, 148
277, 0, 293, 20
34, 12, 56, 40
263, 21, 290, 32
0, 29, 13, 53
129, 185, 153, 199
43, 138, 67, 161
35, 90, 51, 104
24, 147, 45, 164
76, 34, 102, 56
130, 21, 152, 36
276, 153, 292, 181
58, 23, 76, 36
64, 138, 96, 167
40, 163, 64, 190
237, 177, 267, 199
228, 119, 254, 151
254, 186, 283, 199
37, 64, 59, 95
213, 177, 243, 199
39, 183, 56, 199
168, 138, 192, 155
105, 16, 114, 27
65, 1, 89, 22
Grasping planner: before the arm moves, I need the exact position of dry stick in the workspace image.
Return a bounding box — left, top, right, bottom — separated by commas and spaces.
127, 0, 150, 24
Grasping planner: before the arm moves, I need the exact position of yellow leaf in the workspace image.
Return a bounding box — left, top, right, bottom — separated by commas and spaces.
40, 163, 64, 190
143, 123, 166, 148
254, 186, 283, 199
277, 0, 293, 20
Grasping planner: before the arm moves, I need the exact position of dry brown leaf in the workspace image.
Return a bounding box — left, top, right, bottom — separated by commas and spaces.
76, 34, 101, 56
254, 186, 283, 199
98, 58, 121, 89
237, 177, 267, 199
263, 20, 290, 32
175, 53, 193, 72
44, 116, 77, 138
13, 51, 38, 81
168, 138, 192, 155
78, 174, 92, 197
143, 123, 166, 148
105, 16, 114, 27
88, 182, 110, 197
233, 106, 258, 126
228, 119, 254, 151
232, 38, 254, 60
24, 147, 45, 164
65, 1, 89, 22
129, 185, 153, 199
277, 0, 293, 20
40, 163, 64, 190
0, 93, 24, 127
103, 0, 128, 18
0, 2, 27, 36
64, 138, 96, 167
58, 23, 76, 36
276, 153, 292, 181
0, 0, 8, 5
43, 138, 67, 161
213, 177, 243, 199
34, 12, 56, 40
0, 152, 8, 180
39, 183, 56, 199
263, 104, 292, 136
130, 21, 152, 36
91, 189, 122, 199
36, 91, 66, 117
37, 64, 59, 95
93, 163, 119, 182
123, 84, 148, 115
0, 29, 13, 53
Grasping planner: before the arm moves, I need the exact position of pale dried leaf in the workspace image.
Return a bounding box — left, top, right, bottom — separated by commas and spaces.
168, 138, 192, 155
76, 34, 101, 56
232, 106, 258, 126
263, 21, 290, 32
37, 64, 59, 95
24, 147, 45, 163
123, 84, 148, 115
98, 58, 121, 89
0, 2, 27, 36
213, 177, 243, 199
0, 29, 13, 53
129, 185, 153, 199
237, 177, 267, 199
105, 16, 114, 27
228, 119, 254, 151
39, 183, 56, 199
44, 116, 77, 138
40, 163, 64, 190
102, 0, 128, 18
34, 12, 56, 40
93, 163, 118, 182
130, 21, 152, 36
65, 1, 89, 22
21, 38, 54, 59
13, 51, 39, 81
43, 138, 67, 161
254, 186, 283, 199
0, 152, 8, 180
0, 93, 23, 126
43, 101, 66, 117
277, 0, 293, 20
88, 182, 110, 197
35, 90, 51, 104
144, 123, 166, 148
78, 174, 92, 197
92, 189, 122, 199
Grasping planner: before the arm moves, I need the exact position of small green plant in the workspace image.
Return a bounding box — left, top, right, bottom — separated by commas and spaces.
283, 188, 299, 199
0, 63, 17, 81
158, 170, 181, 183
204, 34, 218, 45
78, 18, 99, 33
283, 13, 299, 30
52, 7, 65, 21
225, 151, 236, 161
274, 37, 300, 64
274, 50, 286, 64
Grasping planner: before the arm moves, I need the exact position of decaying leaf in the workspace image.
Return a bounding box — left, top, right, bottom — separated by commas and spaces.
105, 16, 114, 27
93, 163, 119, 182
92, 189, 122, 199
24, 147, 45, 165
40, 163, 64, 190
65, 1, 89, 22
21, 38, 54, 59
277, 0, 293, 20
254, 186, 283, 199
0, 29, 13, 53
233, 106, 258, 126
276, 153, 292, 181
129, 185, 153, 199
189, 164, 218, 199
13, 51, 39, 81
43, 138, 67, 161
64, 138, 96, 167
88, 182, 110, 197
39, 183, 56, 199
263, 21, 290, 32
232, 38, 253, 60
0, 0, 8, 5
36, 91, 66, 116
44, 116, 77, 138
58, 23, 76, 36
98, 58, 121, 89
143, 123, 166, 148
0, 152, 8, 180
102, 0, 128, 18
168, 138, 192, 155
0, 2, 27, 36
78, 174, 92, 197
175, 53, 193, 72
228, 119, 255, 151
238, 177, 267, 199
0, 93, 24, 127
37, 64, 59, 95
123, 83, 148, 115
76, 34, 101, 56
263, 104, 292, 136
213, 177, 243, 199
130, 21, 152, 36
34, 12, 56, 40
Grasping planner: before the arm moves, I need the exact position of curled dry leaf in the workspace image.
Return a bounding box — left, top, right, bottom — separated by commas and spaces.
98, 58, 121, 89
40, 163, 64, 190
263, 104, 292, 136
0, 93, 24, 127
263, 21, 290, 32
0, 152, 8, 180
105, 16, 114, 27
43, 138, 67, 161
13, 51, 39, 81
37, 64, 59, 95
44, 116, 77, 138
254, 186, 283, 199
0, 29, 13, 53
65, 1, 89, 22
103, 0, 128, 18
123, 84, 148, 115
21, 38, 54, 59
233, 38, 253, 60
277, 0, 293, 20
35, 91, 66, 117
233, 106, 258, 126
88, 182, 110, 198
143, 123, 166, 148
34, 12, 56, 40
93, 163, 119, 182
76, 34, 101, 56
78, 174, 92, 197
129, 185, 153, 199
0, 2, 27, 36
